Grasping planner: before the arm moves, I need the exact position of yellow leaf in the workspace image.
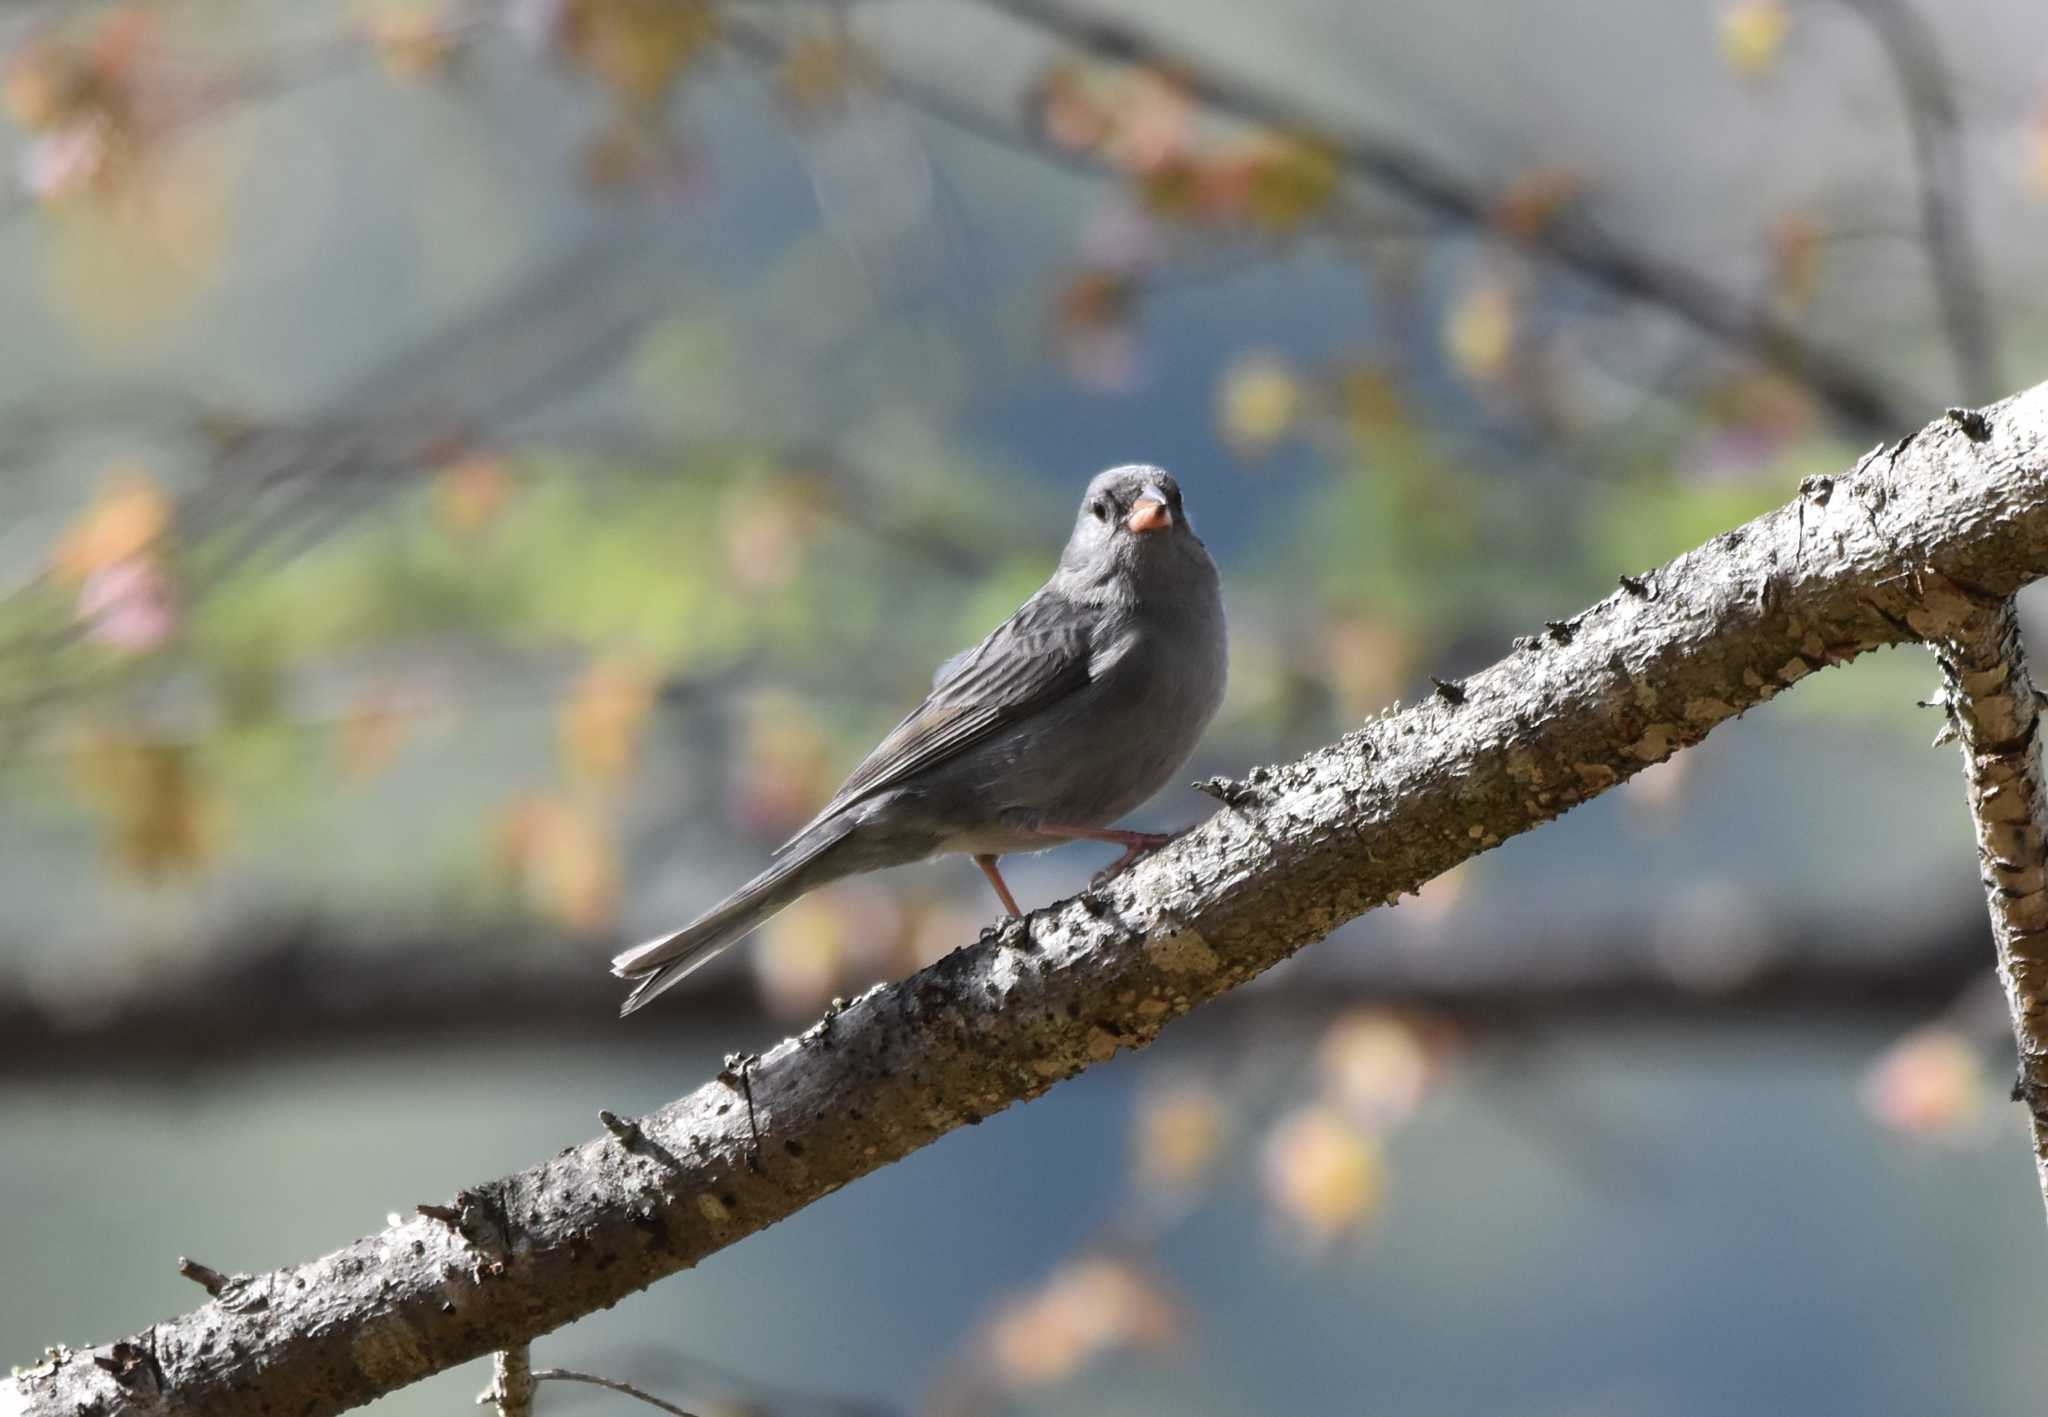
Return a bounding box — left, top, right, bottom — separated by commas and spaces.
1134, 155, 1209, 221
40, 139, 233, 345
569, 0, 720, 109
75, 730, 222, 880
559, 657, 657, 788
52, 463, 171, 582
1317, 1011, 1433, 1127
1132, 1081, 1226, 1193
3, 45, 83, 131
1444, 277, 1518, 386
1335, 361, 1413, 445
364, 2, 460, 81
1720, 0, 1792, 77
1216, 351, 1303, 461
776, 34, 880, 117
1260, 1105, 1385, 1248
753, 894, 847, 1019
1032, 63, 1112, 154
1242, 133, 1342, 232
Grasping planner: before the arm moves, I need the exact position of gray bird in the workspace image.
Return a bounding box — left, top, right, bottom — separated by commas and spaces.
612, 465, 1227, 1014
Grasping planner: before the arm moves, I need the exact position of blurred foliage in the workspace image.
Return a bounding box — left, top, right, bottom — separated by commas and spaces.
0, 0, 2033, 960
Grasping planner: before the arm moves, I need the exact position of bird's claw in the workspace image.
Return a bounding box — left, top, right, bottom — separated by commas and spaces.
1090, 829, 1184, 888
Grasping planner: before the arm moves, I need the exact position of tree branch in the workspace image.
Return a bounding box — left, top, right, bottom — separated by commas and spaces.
12, 384, 2048, 1417
1926, 592, 2048, 1213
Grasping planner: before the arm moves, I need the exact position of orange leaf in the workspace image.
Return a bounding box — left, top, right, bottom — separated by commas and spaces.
559, 658, 657, 788
52, 464, 171, 583
1055, 267, 1135, 331
984, 1255, 1181, 1389
1768, 212, 1824, 310
1319, 609, 1412, 719
433, 454, 512, 535
3, 45, 82, 131
1862, 1027, 1984, 1138
1491, 168, 1584, 241
494, 793, 620, 932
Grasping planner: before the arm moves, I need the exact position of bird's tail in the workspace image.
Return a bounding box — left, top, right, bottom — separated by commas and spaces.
611, 822, 855, 1016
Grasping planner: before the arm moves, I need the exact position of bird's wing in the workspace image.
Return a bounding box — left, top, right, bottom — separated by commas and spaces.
789, 588, 1099, 839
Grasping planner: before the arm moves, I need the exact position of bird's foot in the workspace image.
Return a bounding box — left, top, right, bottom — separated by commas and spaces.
1088, 829, 1185, 888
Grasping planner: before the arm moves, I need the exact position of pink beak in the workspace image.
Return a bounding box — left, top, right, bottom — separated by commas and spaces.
1125, 497, 1171, 535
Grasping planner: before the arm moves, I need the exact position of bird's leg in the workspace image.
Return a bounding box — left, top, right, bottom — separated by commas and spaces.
1035, 823, 1183, 886
975, 854, 1023, 919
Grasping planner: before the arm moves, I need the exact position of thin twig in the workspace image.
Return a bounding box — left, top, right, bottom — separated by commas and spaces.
531, 1369, 703, 1417
1829, 0, 2001, 402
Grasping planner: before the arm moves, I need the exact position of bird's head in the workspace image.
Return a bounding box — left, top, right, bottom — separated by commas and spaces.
1058, 464, 1208, 593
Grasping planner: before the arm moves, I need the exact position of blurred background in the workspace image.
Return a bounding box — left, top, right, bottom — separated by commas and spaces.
4, 1, 2048, 1413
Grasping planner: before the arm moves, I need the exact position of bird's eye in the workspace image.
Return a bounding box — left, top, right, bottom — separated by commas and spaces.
1090, 500, 1109, 521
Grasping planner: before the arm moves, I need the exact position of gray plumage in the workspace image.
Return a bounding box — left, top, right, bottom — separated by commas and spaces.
611, 465, 1227, 1014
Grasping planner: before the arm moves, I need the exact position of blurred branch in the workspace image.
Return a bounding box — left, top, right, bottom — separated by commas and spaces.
1831, 0, 2002, 402
961, 0, 1915, 433
1926, 593, 2048, 1216
0, 910, 1998, 1072
12, 383, 2048, 1417
0, 1, 1923, 437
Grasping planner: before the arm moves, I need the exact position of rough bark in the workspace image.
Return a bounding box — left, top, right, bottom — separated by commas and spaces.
11, 385, 2048, 1417
1927, 596, 2048, 1212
